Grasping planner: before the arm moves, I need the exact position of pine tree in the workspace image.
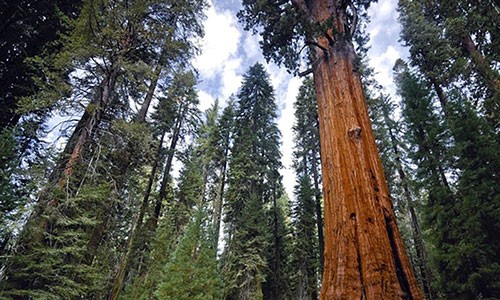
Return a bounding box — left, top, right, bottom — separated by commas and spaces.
1, 0, 205, 297
109, 70, 201, 300
396, 24, 500, 298
398, 0, 500, 129
0, 0, 82, 130
209, 99, 235, 244
443, 92, 500, 298
292, 77, 323, 273
155, 211, 223, 300
239, 1, 423, 298
393, 61, 461, 299
289, 77, 323, 299
222, 63, 286, 300
369, 92, 436, 299
291, 174, 319, 300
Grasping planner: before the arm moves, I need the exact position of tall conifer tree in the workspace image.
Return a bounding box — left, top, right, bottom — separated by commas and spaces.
239, 1, 423, 298
222, 63, 285, 300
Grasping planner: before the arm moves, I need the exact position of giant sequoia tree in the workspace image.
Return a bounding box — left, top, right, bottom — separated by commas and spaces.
239, 1, 422, 298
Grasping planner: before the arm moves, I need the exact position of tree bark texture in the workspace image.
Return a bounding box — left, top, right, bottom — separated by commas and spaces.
303, 1, 424, 299
52, 68, 119, 186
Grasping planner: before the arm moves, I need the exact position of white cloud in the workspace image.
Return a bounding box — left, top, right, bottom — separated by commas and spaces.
198, 89, 216, 112
193, 1, 241, 80
369, 45, 402, 93
243, 32, 261, 60
367, 0, 409, 97
221, 58, 243, 100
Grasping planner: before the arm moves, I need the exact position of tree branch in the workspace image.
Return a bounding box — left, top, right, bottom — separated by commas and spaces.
348, 1, 358, 37
324, 32, 335, 46
298, 68, 313, 77
305, 40, 329, 57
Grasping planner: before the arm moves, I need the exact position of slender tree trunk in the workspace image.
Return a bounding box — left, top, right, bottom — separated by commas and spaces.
107, 130, 166, 300
430, 78, 448, 110
213, 144, 229, 244
303, 1, 424, 298
462, 34, 500, 93
136, 65, 162, 123
50, 68, 119, 187
461, 34, 500, 128
271, 188, 282, 300
25, 68, 119, 240
151, 104, 185, 228
310, 151, 324, 274
385, 119, 435, 299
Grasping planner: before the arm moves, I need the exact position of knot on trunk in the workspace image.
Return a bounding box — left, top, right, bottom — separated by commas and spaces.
348, 126, 362, 140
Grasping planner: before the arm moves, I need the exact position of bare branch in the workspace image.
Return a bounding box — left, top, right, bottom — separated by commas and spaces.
298, 68, 313, 77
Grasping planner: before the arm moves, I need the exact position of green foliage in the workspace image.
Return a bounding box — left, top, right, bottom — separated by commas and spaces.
395, 59, 500, 299
0, 129, 25, 254
290, 175, 319, 299
155, 211, 222, 300
120, 208, 178, 300
0, 0, 82, 129
398, 0, 500, 129
238, 0, 377, 73
0, 184, 112, 299
222, 63, 285, 299
289, 77, 322, 299
431, 92, 500, 299
292, 78, 320, 175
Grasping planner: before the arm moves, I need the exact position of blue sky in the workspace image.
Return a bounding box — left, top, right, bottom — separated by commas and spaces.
192, 0, 409, 199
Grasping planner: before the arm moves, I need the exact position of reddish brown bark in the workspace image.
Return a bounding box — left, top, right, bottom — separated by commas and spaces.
303, 1, 424, 299
50, 68, 118, 189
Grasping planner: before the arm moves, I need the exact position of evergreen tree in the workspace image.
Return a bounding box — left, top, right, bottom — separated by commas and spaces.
0, 0, 82, 130
0, 0, 205, 297
155, 211, 222, 300
109, 70, 201, 300
394, 60, 500, 299
398, 0, 500, 129
292, 77, 323, 273
442, 92, 500, 298
290, 174, 319, 300
222, 63, 286, 300
289, 77, 323, 299
368, 92, 436, 299
209, 98, 235, 244
239, 1, 423, 298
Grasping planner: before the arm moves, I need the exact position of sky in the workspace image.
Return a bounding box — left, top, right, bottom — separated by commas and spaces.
192, 0, 409, 199
42, 0, 410, 203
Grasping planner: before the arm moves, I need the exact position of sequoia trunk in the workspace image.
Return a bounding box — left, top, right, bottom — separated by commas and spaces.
306, 1, 423, 299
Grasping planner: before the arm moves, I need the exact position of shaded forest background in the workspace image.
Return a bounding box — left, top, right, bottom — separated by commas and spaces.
0, 0, 498, 299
